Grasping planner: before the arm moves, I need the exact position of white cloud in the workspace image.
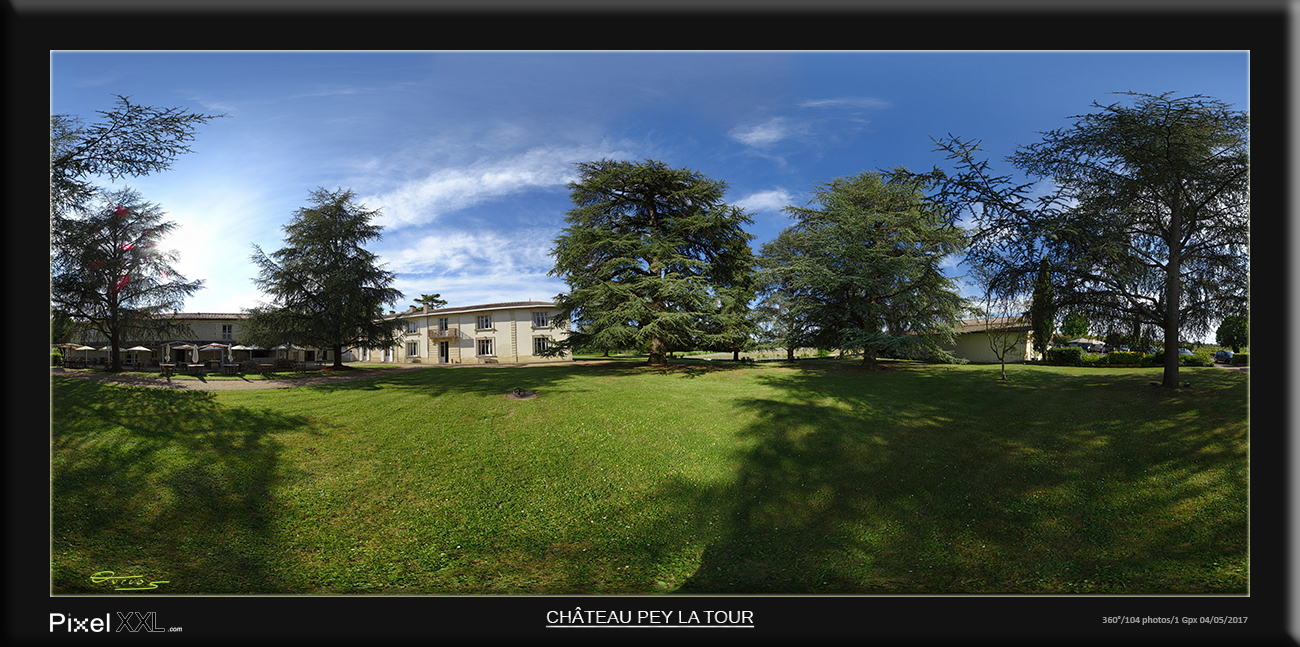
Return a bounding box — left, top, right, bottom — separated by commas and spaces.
361, 145, 631, 231
382, 228, 566, 308
382, 228, 555, 278
728, 117, 801, 148
735, 188, 794, 216
798, 97, 892, 110
71, 69, 126, 88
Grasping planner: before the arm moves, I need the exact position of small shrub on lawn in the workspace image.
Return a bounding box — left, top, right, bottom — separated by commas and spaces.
1180, 352, 1213, 367
1081, 352, 1109, 366
1107, 351, 1144, 365
1046, 347, 1084, 366
1231, 352, 1248, 366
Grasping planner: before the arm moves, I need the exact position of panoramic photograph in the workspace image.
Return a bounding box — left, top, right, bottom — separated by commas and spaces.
46, 48, 1253, 639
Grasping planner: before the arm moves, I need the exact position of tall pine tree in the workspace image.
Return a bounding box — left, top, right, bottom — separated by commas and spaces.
779, 169, 968, 367
1029, 256, 1055, 357
51, 187, 203, 371
243, 188, 405, 370
548, 159, 755, 366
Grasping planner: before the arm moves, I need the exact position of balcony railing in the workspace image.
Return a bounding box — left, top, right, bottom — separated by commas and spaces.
428, 328, 458, 340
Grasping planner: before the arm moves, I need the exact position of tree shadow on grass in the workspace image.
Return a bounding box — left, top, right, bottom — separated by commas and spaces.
674, 363, 1249, 594
51, 376, 319, 594
306, 358, 755, 400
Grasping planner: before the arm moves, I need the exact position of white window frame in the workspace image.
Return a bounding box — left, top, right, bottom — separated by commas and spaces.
438, 317, 450, 331
476, 314, 492, 330
477, 338, 493, 356
532, 311, 549, 328
533, 337, 550, 355
406, 341, 419, 357
222, 324, 233, 340
407, 320, 419, 334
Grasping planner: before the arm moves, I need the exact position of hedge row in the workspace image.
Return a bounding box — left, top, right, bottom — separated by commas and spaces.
1106, 351, 1144, 365
1231, 352, 1249, 366
1042, 348, 1229, 368
1045, 347, 1085, 366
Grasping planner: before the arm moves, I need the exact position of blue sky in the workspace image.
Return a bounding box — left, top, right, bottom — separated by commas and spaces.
51, 51, 1249, 327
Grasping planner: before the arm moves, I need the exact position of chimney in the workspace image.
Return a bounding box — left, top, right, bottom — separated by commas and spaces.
389, 310, 395, 316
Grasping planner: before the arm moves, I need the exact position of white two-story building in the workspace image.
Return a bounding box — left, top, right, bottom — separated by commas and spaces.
354, 301, 571, 365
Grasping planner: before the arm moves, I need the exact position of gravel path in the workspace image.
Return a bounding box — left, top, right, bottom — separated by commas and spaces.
51, 365, 437, 391
51, 360, 607, 391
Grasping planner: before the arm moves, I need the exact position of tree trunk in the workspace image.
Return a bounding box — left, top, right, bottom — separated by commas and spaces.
733, 350, 740, 361
108, 327, 121, 372
1162, 202, 1183, 389
648, 337, 668, 366
333, 344, 346, 369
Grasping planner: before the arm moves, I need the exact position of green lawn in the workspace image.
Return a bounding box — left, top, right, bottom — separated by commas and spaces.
50, 358, 1248, 594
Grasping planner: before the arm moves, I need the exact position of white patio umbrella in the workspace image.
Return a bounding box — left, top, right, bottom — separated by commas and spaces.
230, 344, 263, 361
97, 346, 129, 367
74, 345, 96, 363
55, 342, 80, 366
272, 343, 305, 361
201, 342, 232, 363
124, 345, 152, 367
172, 343, 199, 363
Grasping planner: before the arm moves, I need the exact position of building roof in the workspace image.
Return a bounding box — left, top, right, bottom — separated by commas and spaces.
157, 312, 249, 320
952, 316, 1031, 334
383, 300, 557, 320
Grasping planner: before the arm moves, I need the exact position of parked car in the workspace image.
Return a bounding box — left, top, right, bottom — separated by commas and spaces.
1177, 348, 1193, 356
1214, 350, 1235, 363
1119, 345, 1130, 352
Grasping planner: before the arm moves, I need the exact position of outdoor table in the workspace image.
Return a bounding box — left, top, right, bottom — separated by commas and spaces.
221, 363, 239, 375
160, 363, 175, 377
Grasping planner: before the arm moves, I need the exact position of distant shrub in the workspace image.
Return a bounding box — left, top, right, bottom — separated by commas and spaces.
1179, 352, 1213, 367
1046, 347, 1084, 366
1081, 352, 1109, 366
1231, 352, 1248, 366
1107, 351, 1144, 365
